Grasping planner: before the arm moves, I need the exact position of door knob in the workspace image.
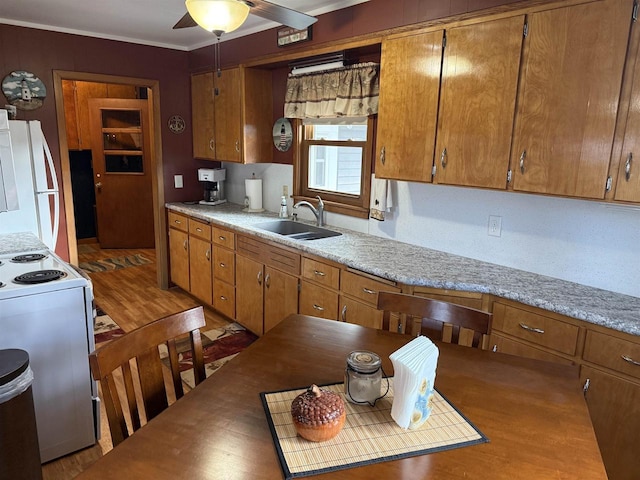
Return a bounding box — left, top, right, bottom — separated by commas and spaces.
95, 182, 102, 191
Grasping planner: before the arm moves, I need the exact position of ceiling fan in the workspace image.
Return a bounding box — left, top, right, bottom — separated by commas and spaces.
173, 0, 318, 37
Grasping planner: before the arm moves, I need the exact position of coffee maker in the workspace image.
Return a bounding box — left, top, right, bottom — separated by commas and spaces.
198, 168, 227, 205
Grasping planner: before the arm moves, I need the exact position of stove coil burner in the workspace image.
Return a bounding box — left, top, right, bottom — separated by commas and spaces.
0, 282, 4, 288
14, 270, 67, 285
11, 253, 47, 263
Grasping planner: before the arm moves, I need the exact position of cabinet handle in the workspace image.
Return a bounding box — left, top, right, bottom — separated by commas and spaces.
362, 287, 376, 295
519, 150, 526, 174
257, 270, 263, 285
219, 235, 226, 241
205, 249, 210, 261
174, 219, 182, 225
440, 148, 447, 168
220, 295, 227, 301
380, 146, 385, 165
235, 140, 240, 152
519, 322, 544, 334
313, 270, 326, 277
265, 273, 271, 288
219, 262, 226, 268
625, 153, 632, 181
312, 304, 325, 312
183, 239, 188, 250
209, 139, 215, 151
583, 378, 590, 395
492, 345, 498, 352
621, 354, 640, 367
341, 305, 347, 322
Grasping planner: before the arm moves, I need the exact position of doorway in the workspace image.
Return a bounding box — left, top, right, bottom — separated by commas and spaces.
53, 71, 169, 288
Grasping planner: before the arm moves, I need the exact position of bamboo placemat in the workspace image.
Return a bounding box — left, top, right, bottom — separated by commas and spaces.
260, 378, 488, 479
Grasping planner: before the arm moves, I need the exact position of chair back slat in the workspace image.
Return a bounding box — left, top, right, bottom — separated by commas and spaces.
89, 306, 207, 447
377, 292, 492, 349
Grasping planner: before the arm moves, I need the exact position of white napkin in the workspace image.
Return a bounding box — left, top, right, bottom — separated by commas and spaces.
369, 173, 393, 221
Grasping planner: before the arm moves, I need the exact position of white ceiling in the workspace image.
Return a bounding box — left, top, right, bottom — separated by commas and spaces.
0, 0, 369, 51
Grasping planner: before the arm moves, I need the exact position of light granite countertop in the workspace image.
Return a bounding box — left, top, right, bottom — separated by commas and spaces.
0, 232, 48, 255
167, 202, 640, 336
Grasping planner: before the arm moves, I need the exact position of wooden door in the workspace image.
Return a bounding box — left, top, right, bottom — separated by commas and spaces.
89, 98, 154, 248
510, 0, 631, 198
189, 236, 212, 304
299, 281, 339, 320
435, 16, 523, 189
214, 68, 242, 162
235, 254, 264, 335
263, 267, 299, 334
339, 296, 384, 329
191, 72, 216, 160
375, 30, 443, 182
581, 366, 640, 480
168, 228, 189, 291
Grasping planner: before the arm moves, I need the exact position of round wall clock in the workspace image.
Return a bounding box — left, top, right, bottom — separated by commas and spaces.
273, 117, 293, 152
168, 115, 186, 134
2, 70, 46, 110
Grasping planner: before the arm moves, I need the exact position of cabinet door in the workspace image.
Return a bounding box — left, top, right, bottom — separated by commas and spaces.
264, 267, 299, 334
299, 281, 338, 320
189, 236, 212, 304
214, 68, 242, 163
339, 296, 384, 329
169, 228, 189, 291
376, 30, 443, 182
511, 0, 631, 198
581, 366, 640, 480
191, 72, 216, 160
489, 333, 574, 365
435, 16, 523, 189
236, 254, 264, 335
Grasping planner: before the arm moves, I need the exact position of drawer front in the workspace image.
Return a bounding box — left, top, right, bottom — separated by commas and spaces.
188, 218, 211, 241
339, 296, 384, 329
237, 235, 300, 275
299, 282, 339, 320
212, 227, 235, 249
490, 333, 574, 366
341, 270, 400, 306
302, 257, 340, 290
213, 279, 235, 319
214, 247, 235, 285
168, 211, 188, 232
584, 330, 640, 380
492, 302, 579, 356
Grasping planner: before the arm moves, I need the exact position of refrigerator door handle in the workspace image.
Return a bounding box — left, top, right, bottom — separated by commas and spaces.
41, 136, 60, 249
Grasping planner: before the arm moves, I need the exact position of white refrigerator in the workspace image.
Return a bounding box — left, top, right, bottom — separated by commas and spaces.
0, 117, 59, 250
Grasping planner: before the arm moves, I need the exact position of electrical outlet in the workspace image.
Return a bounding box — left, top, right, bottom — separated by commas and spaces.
283, 185, 289, 197
488, 215, 502, 237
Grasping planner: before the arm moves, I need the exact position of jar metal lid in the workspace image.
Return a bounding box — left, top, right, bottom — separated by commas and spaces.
346, 350, 381, 373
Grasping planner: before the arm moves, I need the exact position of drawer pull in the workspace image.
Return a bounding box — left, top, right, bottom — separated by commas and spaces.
519, 323, 544, 334
362, 287, 376, 295
313, 270, 326, 277
174, 219, 182, 225
196, 227, 203, 232
220, 295, 227, 301
219, 235, 226, 241
621, 355, 640, 367
219, 262, 226, 268
312, 304, 325, 312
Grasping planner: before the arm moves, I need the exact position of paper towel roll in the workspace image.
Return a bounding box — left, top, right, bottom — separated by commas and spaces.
244, 178, 264, 212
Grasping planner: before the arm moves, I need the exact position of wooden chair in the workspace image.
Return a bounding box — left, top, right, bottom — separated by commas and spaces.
377, 292, 492, 349
89, 306, 207, 446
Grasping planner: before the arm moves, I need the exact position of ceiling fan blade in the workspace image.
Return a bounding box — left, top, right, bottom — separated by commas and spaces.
173, 11, 198, 29
249, 0, 318, 30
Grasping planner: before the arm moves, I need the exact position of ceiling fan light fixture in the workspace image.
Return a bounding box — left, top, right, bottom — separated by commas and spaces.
185, 0, 250, 36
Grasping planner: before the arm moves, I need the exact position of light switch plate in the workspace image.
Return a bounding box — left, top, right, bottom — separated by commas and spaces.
174, 175, 183, 189
488, 215, 502, 237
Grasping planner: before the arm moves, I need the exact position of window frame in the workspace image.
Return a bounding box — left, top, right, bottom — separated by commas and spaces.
293, 116, 375, 219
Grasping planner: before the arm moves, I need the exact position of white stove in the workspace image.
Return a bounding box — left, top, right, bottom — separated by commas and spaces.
0, 248, 98, 462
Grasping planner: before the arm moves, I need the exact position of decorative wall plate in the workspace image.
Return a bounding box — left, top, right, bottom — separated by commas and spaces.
273, 117, 292, 152
168, 115, 186, 134
2, 70, 46, 110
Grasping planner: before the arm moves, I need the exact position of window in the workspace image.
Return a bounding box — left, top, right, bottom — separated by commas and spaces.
296, 116, 374, 218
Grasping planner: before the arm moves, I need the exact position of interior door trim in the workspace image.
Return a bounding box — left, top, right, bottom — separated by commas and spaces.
52, 70, 168, 289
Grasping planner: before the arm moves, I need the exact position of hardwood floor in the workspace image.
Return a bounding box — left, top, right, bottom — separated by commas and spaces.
41, 243, 232, 480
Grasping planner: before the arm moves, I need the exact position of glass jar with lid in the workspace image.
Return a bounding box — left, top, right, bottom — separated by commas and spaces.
344, 350, 388, 406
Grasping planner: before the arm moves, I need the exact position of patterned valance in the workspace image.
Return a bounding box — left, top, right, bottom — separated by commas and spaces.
284, 62, 380, 119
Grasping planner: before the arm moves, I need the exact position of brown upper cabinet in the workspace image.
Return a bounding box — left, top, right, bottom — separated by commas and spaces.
434, 16, 524, 189
375, 29, 444, 182
510, 0, 632, 199
191, 67, 273, 163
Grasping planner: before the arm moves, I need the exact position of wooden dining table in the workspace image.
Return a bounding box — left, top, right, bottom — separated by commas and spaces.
77, 314, 607, 479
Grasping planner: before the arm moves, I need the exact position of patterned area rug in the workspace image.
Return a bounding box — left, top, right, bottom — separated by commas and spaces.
159, 323, 258, 389
79, 254, 151, 273
94, 306, 125, 344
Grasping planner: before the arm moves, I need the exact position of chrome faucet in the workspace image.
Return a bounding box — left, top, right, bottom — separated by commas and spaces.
293, 196, 324, 227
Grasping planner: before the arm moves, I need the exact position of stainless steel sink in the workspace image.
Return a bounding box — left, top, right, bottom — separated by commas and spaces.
253, 220, 342, 240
